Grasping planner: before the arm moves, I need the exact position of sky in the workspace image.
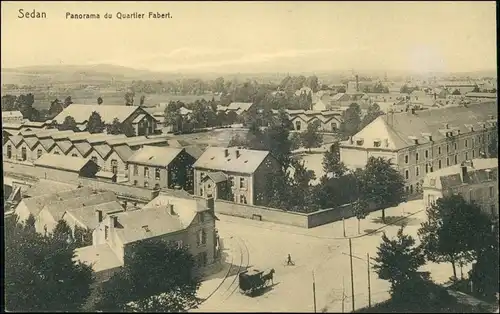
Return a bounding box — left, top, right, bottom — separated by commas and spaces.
1, 1, 497, 74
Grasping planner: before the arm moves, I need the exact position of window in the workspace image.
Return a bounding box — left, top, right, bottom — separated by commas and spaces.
105, 226, 109, 240
416, 153, 419, 162
155, 168, 161, 180
405, 155, 409, 164
446, 157, 450, 166
71, 153, 78, 157
133, 180, 138, 186
465, 152, 468, 160
199, 188, 203, 196
91, 156, 98, 164
373, 141, 381, 147
144, 167, 149, 177
490, 186, 494, 197
144, 182, 149, 188
239, 177, 245, 188
111, 159, 118, 174
198, 229, 207, 246
472, 150, 475, 158
415, 166, 420, 176
37, 149, 42, 159
331, 122, 337, 131
465, 139, 468, 148
154, 183, 160, 190
438, 160, 442, 169
229, 176, 234, 187
425, 150, 429, 159
446, 144, 450, 153
240, 195, 247, 204
405, 170, 409, 179
295, 120, 301, 131
7, 145, 12, 159
438, 146, 441, 155
425, 164, 429, 173
133, 165, 138, 175
454, 155, 458, 164
454, 143, 457, 150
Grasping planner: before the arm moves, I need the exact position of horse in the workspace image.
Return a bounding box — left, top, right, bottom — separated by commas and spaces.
262, 268, 275, 286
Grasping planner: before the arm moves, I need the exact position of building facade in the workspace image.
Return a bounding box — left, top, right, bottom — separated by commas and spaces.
340, 102, 498, 194
422, 158, 498, 217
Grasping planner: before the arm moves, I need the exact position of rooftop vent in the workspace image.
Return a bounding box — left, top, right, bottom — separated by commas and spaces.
148, 156, 154, 160
224, 149, 229, 157
236, 150, 241, 159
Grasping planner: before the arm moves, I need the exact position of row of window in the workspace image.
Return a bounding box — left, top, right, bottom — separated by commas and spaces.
294, 121, 337, 131
404, 134, 491, 164
133, 165, 161, 180
132, 180, 161, 189
199, 172, 247, 189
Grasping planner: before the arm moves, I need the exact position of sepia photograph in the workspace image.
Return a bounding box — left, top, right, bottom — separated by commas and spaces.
1, 1, 498, 312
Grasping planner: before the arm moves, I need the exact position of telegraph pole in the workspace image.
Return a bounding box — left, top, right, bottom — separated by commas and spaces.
367, 253, 371, 308
349, 238, 355, 312
312, 271, 317, 313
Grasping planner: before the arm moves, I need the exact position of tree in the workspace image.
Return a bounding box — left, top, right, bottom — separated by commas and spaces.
107, 118, 122, 135
313, 172, 359, 209
63, 96, 73, 108
400, 84, 411, 94
305, 75, 319, 93
52, 219, 74, 244
125, 91, 135, 106
1, 94, 17, 111
488, 131, 498, 158
87, 111, 106, 134
97, 96, 103, 105
92, 239, 200, 312
322, 142, 347, 178
372, 226, 426, 302
471, 85, 480, 93
164, 102, 183, 132
359, 157, 405, 223
353, 197, 369, 234
121, 121, 136, 137
360, 103, 384, 129
74, 225, 93, 247
339, 103, 361, 139
5, 214, 94, 312
417, 194, 492, 280
290, 132, 302, 150
139, 95, 146, 106
16, 93, 36, 120
452, 89, 461, 95
300, 121, 323, 151
25, 213, 36, 232
58, 116, 78, 131
228, 134, 248, 148
49, 98, 64, 117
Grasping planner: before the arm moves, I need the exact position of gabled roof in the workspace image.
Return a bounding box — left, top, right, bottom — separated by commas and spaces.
20, 187, 94, 217
2, 110, 23, 118
6, 135, 24, 147
24, 179, 78, 198
41, 191, 118, 222
23, 137, 39, 149
53, 104, 143, 124
39, 138, 56, 151
74, 243, 123, 273
127, 146, 183, 167
184, 145, 205, 159
34, 154, 93, 172
64, 200, 124, 230
112, 144, 134, 162
55, 140, 73, 154
67, 132, 92, 142
50, 130, 75, 140
93, 143, 112, 158
74, 142, 93, 156
204, 171, 228, 183
227, 102, 253, 112
193, 147, 271, 174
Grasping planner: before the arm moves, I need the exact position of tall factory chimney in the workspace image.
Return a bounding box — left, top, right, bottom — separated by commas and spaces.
355, 75, 359, 92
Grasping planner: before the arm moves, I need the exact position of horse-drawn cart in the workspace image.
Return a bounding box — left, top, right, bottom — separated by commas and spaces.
239, 268, 275, 296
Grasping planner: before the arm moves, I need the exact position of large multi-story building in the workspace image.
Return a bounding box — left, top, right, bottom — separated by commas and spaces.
339, 101, 498, 194
422, 158, 498, 217
75, 192, 219, 282
127, 145, 196, 191
193, 147, 282, 205
2, 129, 170, 177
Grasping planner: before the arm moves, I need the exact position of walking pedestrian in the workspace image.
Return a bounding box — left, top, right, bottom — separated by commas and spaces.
287, 253, 294, 266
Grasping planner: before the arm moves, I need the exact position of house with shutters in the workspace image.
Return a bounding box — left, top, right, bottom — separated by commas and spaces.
127, 146, 196, 191
53, 104, 157, 136
74, 192, 219, 282
339, 101, 498, 195
193, 147, 282, 205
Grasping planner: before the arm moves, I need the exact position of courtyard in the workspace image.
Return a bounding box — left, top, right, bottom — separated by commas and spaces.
193, 200, 467, 312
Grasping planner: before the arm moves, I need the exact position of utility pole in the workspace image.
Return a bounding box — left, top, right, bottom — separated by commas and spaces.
343, 217, 346, 237
342, 276, 346, 313
349, 238, 355, 312
367, 253, 371, 308
312, 271, 317, 313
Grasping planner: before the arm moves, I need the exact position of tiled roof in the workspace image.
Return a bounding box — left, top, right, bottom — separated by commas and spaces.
24, 179, 78, 198
34, 154, 92, 172
20, 187, 94, 217
54, 104, 142, 124
74, 142, 93, 156
67, 132, 92, 141
65, 200, 124, 230
74, 243, 123, 273
380, 102, 497, 150
113, 144, 134, 162
42, 191, 118, 222
93, 143, 112, 158
184, 145, 205, 159
39, 138, 56, 151
193, 146, 270, 174
49, 130, 75, 140
55, 140, 73, 153
127, 146, 183, 167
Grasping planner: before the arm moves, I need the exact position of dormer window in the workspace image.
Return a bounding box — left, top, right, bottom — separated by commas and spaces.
486, 169, 493, 181
373, 140, 381, 147
356, 139, 364, 146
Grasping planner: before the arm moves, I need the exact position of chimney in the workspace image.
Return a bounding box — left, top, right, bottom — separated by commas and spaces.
224, 149, 229, 158
168, 204, 175, 215
349, 136, 354, 144
355, 75, 359, 92
109, 215, 118, 229
96, 210, 103, 223
461, 163, 469, 183
236, 150, 241, 159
